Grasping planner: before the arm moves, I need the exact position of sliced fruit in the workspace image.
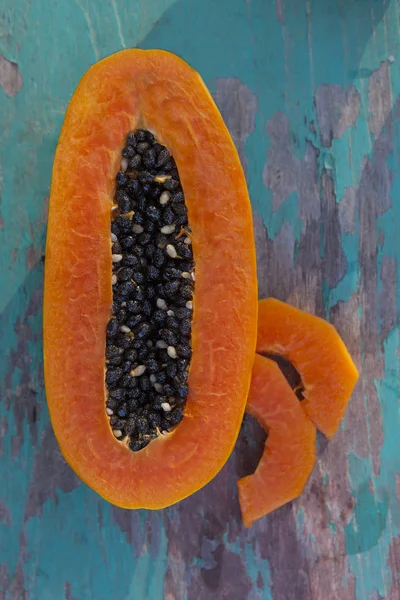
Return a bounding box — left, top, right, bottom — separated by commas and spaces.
256, 298, 358, 438
238, 354, 316, 527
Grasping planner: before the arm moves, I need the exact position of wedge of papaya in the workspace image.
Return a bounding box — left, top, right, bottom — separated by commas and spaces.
238, 354, 317, 527
43, 50, 257, 509
256, 298, 359, 439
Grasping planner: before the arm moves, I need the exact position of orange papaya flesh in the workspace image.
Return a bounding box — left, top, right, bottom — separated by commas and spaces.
44, 50, 257, 509
238, 354, 317, 527
256, 298, 359, 439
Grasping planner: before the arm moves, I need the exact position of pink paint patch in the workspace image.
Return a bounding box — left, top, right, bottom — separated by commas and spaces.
395, 474, 400, 504
276, 0, 284, 22
65, 582, 79, 600
387, 534, 400, 600
0, 56, 22, 97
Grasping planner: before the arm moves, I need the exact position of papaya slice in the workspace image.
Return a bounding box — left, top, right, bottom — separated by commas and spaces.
238, 354, 317, 527
43, 50, 257, 509
256, 298, 359, 439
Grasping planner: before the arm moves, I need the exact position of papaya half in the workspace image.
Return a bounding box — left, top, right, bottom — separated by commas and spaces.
44, 49, 258, 509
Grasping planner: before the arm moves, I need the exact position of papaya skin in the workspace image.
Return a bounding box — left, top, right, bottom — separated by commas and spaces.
238, 354, 317, 527
43, 49, 258, 509
256, 298, 359, 439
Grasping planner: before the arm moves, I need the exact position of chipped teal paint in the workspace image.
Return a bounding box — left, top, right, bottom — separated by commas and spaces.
345, 334, 400, 598
345, 453, 389, 556
264, 191, 302, 242
244, 544, 273, 600
1, 0, 400, 598
24, 490, 168, 600
322, 226, 360, 313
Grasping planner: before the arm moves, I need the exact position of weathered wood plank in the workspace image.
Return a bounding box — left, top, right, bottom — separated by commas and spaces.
0, 0, 399, 598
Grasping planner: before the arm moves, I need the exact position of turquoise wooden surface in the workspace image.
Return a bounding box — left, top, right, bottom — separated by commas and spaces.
1, 0, 399, 598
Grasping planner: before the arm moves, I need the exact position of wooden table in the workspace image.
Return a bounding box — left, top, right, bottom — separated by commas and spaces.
1, 1, 399, 598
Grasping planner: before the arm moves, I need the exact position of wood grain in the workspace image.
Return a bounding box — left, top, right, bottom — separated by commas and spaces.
0, 0, 399, 598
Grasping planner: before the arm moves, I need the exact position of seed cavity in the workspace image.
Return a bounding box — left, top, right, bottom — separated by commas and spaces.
106, 129, 194, 452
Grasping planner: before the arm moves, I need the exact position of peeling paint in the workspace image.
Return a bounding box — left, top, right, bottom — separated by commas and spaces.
275, 0, 284, 23
215, 78, 257, 176
0, 56, 22, 97
369, 62, 393, 139
315, 85, 360, 147
24, 427, 81, 521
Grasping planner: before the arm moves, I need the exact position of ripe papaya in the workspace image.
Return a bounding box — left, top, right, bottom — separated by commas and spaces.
256, 299, 359, 439
44, 50, 257, 509
238, 354, 317, 527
